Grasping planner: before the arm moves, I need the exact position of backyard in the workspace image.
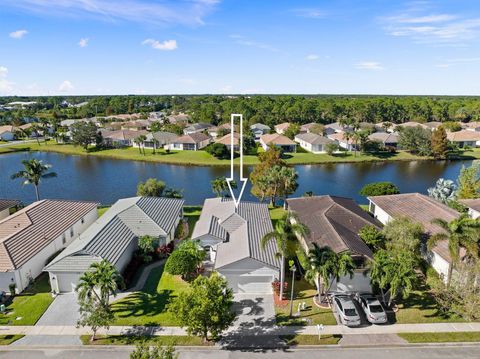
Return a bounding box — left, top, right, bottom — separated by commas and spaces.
111, 263, 190, 326
0, 274, 54, 326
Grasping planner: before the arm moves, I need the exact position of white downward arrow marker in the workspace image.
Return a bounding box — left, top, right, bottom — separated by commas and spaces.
226, 114, 248, 208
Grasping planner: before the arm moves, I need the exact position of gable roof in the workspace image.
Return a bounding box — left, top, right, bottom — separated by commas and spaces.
368, 132, 399, 144
147, 131, 179, 144
215, 132, 240, 146
0, 200, 98, 272
447, 130, 480, 142
0, 125, 15, 134
260, 133, 296, 146
192, 198, 280, 270
184, 123, 213, 132
174, 132, 210, 144
328, 132, 355, 144
251, 123, 270, 131
286, 196, 379, 259
295, 132, 334, 145
45, 197, 184, 273
274, 122, 291, 131
102, 129, 148, 141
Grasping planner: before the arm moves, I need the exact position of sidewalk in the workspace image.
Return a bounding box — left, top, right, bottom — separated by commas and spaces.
2, 322, 480, 337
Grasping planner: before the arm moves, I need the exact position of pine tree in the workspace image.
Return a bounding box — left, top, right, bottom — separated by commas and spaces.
431, 126, 449, 159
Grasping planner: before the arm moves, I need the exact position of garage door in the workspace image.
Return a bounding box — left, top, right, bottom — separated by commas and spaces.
225, 275, 273, 294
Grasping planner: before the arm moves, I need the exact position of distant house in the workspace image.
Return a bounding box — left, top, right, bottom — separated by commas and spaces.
208, 123, 238, 139
327, 132, 357, 151
0, 199, 21, 221
183, 123, 213, 135
45, 197, 184, 293
287, 196, 381, 293
294, 133, 335, 153
215, 132, 240, 151
394, 121, 428, 130
260, 133, 296, 152
102, 129, 148, 147
0, 200, 98, 293
447, 130, 480, 148
459, 199, 480, 219
148, 111, 166, 121
424, 121, 443, 131
0, 125, 15, 141
105, 113, 142, 121
368, 193, 461, 280
324, 122, 352, 135
121, 120, 151, 132
169, 132, 211, 151
167, 113, 191, 125
274, 122, 291, 134
368, 132, 399, 148
299, 122, 320, 134
137, 131, 179, 150
250, 123, 271, 140
192, 198, 280, 294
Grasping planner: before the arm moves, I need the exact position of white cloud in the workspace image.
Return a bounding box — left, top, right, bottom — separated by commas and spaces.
9, 29, 28, 39
355, 61, 384, 71
78, 38, 89, 47
0, 66, 14, 94
0, 66, 8, 77
142, 39, 177, 51
3, 0, 219, 26
58, 80, 74, 92
292, 8, 326, 19
306, 54, 319, 61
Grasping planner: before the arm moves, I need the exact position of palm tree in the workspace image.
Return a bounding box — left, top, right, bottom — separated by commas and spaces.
307, 244, 355, 302
428, 215, 480, 285
11, 159, 57, 201
261, 212, 309, 300
76, 271, 103, 304
211, 176, 236, 198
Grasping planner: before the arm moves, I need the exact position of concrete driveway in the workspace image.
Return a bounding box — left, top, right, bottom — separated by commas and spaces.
36, 292, 80, 325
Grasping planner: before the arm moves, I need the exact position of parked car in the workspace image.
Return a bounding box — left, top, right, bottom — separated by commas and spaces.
355, 293, 388, 324
332, 294, 361, 327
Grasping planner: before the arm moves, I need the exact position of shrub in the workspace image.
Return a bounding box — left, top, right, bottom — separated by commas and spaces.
325, 142, 339, 155
9, 283, 16, 297
359, 182, 400, 197
272, 280, 288, 296
206, 143, 230, 159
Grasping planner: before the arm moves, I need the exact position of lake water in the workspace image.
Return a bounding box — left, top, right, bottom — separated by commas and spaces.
0, 152, 473, 206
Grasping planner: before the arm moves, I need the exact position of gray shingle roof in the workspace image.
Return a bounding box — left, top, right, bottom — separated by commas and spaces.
45, 197, 184, 273
192, 198, 280, 270
295, 132, 334, 145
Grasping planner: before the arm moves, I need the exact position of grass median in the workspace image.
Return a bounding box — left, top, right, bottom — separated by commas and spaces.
398, 332, 480, 343
80, 335, 211, 346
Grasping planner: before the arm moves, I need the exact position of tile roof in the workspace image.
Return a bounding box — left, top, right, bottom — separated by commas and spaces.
328, 132, 355, 144
0, 200, 98, 272
447, 130, 480, 142
459, 199, 480, 212
260, 133, 296, 146
368, 132, 399, 144
250, 123, 270, 131
0, 125, 15, 134
102, 129, 148, 141
0, 199, 21, 213
45, 197, 184, 273
286, 196, 379, 259
215, 133, 240, 146
147, 131, 179, 145
174, 132, 210, 144
295, 132, 334, 145
274, 122, 291, 131
192, 198, 280, 270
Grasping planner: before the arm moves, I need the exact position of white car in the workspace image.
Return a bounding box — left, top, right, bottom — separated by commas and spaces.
332, 295, 361, 327
355, 293, 388, 324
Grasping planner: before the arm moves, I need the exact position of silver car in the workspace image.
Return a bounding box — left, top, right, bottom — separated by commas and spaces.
355, 293, 388, 324
332, 295, 361, 327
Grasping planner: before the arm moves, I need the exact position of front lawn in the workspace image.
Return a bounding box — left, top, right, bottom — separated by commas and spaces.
275, 279, 337, 326
0, 335, 24, 345
0, 274, 54, 326
183, 206, 202, 238
111, 264, 189, 326
80, 334, 210, 346
398, 332, 480, 343
280, 334, 341, 346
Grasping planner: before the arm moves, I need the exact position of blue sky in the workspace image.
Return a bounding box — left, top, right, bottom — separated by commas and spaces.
1, 0, 480, 96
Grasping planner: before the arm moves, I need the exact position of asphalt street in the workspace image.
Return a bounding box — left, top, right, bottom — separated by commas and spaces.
1, 346, 479, 359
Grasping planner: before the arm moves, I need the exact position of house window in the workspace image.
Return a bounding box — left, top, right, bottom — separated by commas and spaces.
62, 233, 66, 244
81, 217, 85, 224
369, 202, 375, 214
70, 227, 74, 237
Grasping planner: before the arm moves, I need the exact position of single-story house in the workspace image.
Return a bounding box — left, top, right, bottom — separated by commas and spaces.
459, 199, 480, 219
208, 123, 238, 139
192, 198, 280, 294
250, 123, 271, 140
183, 123, 213, 135
274, 122, 291, 134
121, 120, 151, 132
462, 121, 480, 132
393, 121, 428, 131
167, 113, 191, 125
299, 122, 320, 134
102, 129, 148, 147
286, 196, 381, 293
424, 121, 443, 131
368, 132, 399, 148
294, 133, 335, 153
105, 113, 142, 121
168, 132, 211, 151
259, 133, 297, 152
324, 122, 352, 135
45, 196, 184, 293
133, 131, 179, 150
368, 193, 460, 280
148, 111, 166, 121
215, 132, 240, 151
327, 132, 357, 151
0, 125, 15, 141
447, 130, 480, 148
0, 199, 21, 221
0, 199, 98, 293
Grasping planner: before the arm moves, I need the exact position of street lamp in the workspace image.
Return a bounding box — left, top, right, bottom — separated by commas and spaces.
289, 263, 297, 317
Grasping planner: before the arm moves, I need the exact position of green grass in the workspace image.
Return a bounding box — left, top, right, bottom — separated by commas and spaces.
97, 206, 111, 217
183, 206, 202, 238
0, 335, 24, 345
280, 334, 341, 346
0, 274, 54, 326
80, 334, 210, 346
275, 279, 337, 326
398, 332, 480, 343
3, 141, 480, 166
111, 264, 190, 326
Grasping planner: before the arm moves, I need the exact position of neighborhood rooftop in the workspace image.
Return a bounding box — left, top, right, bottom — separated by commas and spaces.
459, 198, 480, 212
295, 132, 334, 145
44, 197, 184, 273
192, 198, 280, 270
286, 195, 379, 259
0, 199, 98, 272
0, 199, 21, 212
